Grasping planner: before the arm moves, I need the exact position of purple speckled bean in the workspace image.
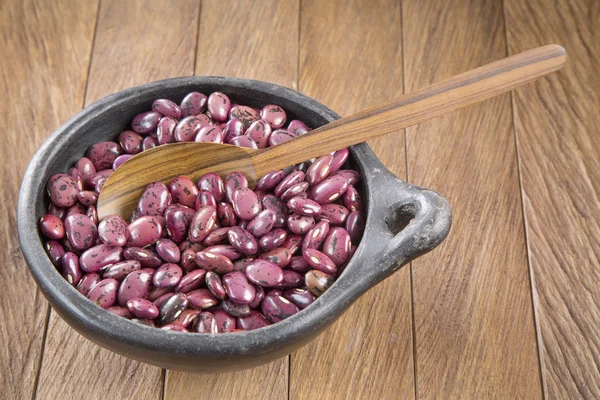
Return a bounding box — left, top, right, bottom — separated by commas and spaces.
257, 170, 285, 191
259, 247, 292, 268
137, 182, 171, 217
87, 278, 119, 309
222, 299, 251, 317
76, 273, 101, 296
284, 288, 315, 310
98, 214, 129, 246
244, 120, 271, 149
67, 167, 84, 191
302, 220, 330, 250
174, 116, 204, 142
203, 227, 230, 246
309, 175, 348, 204
61, 252, 82, 286
142, 136, 157, 151
261, 295, 299, 323
179, 249, 197, 272
225, 171, 248, 203
248, 285, 265, 308
268, 129, 294, 146
155, 238, 180, 263
193, 311, 218, 333
322, 227, 352, 265
232, 187, 261, 221
217, 202, 237, 227
153, 292, 176, 309
260, 105, 287, 129
102, 260, 141, 281
45, 240, 65, 267
318, 204, 350, 226
287, 120, 311, 136
194, 125, 223, 144
156, 116, 177, 145
47, 174, 79, 207
153, 263, 183, 288
258, 228, 287, 252
288, 256, 310, 273
123, 247, 163, 268
175, 268, 206, 292
171, 309, 201, 328
306, 154, 333, 185
229, 135, 258, 149
194, 251, 233, 274
246, 209, 276, 237
207, 92, 231, 122
66, 204, 87, 218
118, 131, 143, 154
127, 298, 159, 319
188, 206, 217, 243
205, 244, 241, 260
287, 214, 315, 235
277, 270, 303, 289
205, 271, 226, 299
118, 270, 154, 306
274, 171, 305, 197
346, 211, 365, 244
227, 226, 258, 255
80, 244, 122, 273
107, 306, 133, 319
126, 216, 162, 247
77, 190, 98, 207
229, 105, 259, 129
342, 185, 361, 212
213, 310, 236, 332
305, 270, 334, 297
222, 271, 255, 305
197, 173, 225, 202
179, 240, 204, 252
287, 196, 321, 217
131, 111, 161, 134
223, 118, 245, 143
147, 285, 174, 302
187, 288, 219, 309
330, 149, 349, 173
86, 141, 123, 170
282, 234, 303, 255
280, 182, 309, 202
76, 157, 96, 183
237, 310, 270, 331
40, 214, 65, 240
303, 248, 337, 274
168, 176, 198, 209
152, 99, 181, 119
261, 195, 288, 228
180, 92, 207, 117
164, 206, 189, 244
195, 190, 217, 209
331, 169, 360, 186
158, 292, 189, 325
245, 259, 284, 287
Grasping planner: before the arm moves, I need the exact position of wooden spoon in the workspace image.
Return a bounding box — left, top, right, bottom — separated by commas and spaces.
98, 44, 565, 219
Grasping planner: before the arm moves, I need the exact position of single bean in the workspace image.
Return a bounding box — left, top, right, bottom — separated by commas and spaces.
197, 173, 225, 202
246, 209, 276, 237
194, 311, 218, 333
75, 157, 96, 184
175, 268, 207, 293
232, 187, 261, 220
259, 247, 292, 268
288, 256, 311, 273
342, 185, 361, 212
287, 197, 321, 217
306, 154, 333, 186
257, 170, 285, 191
205, 271, 226, 299
269, 129, 295, 146
158, 292, 189, 325
330, 149, 349, 173
40, 214, 65, 240
142, 136, 157, 151
61, 252, 82, 286
302, 220, 330, 250
195, 125, 224, 144
345, 210, 365, 244
207, 92, 231, 122
195, 190, 217, 209
45, 240, 65, 267
318, 204, 350, 225
86, 141, 123, 170
322, 227, 352, 266
152, 98, 181, 119
225, 171, 248, 203
217, 202, 237, 227
188, 206, 217, 243
155, 116, 177, 145
77, 190, 98, 207
309, 175, 348, 204
213, 310, 236, 332
126, 216, 162, 247
154, 238, 180, 263
283, 288, 315, 310
303, 248, 337, 274
331, 169, 360, 186
203, 227, 230, 246
223, 118, 245, 143
222, 271, 255, 305
102, 260, 141, 281
87, 278, 120, 309
274, 171, 305, 197
229, 105, 259, 129
258, 228, 287, 251
261, 195, 288, 228
245, 119, 272, 149
261, 295, 299, 323
118, 131, 143, 154
287, 120, 311, 136
46, 174, 79, 208
137, 182, 171, 217
117, 270, 153, 306
277, 270, 303, 289
245, 259, 284, 287
66, 203, 87, 217
80, 244, 123, 273
187, 288, 219, 310
221, 299, 251, 317
305, 270, 334, 297
287, 214, 315, 235
204, 244, 241, 260
131, 111, 161, 134
280, 182, 309, 201
76, 273, 101, 297
194, 251, 233, 274
127, 298, 159, 319
123, 247, 163, 268
153, 263, 183, 288
260, 105, 286, 129
180, 92, 207, 117
174, 116, 204, 142
227, 226, 258, 255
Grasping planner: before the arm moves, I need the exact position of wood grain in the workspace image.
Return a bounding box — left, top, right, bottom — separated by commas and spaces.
195, 0, 299, 89
0, 0, 97, 399
403, 0, 543, 398
290, 1, 414, 399
163, 1, 298, 398
35, 1, 199, 399
504, 0, 600, 397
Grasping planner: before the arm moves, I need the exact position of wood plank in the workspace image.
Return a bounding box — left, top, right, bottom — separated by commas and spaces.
290, 1, 413, 399
195, 0, 298, 89
403, 0, 543, 398
0, 1, 98, 399
504, 0, 600, 397
35, 1, 200, 399
164, 1, 298, 398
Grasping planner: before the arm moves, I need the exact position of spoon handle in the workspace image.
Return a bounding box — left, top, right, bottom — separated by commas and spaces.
253, 44, 566, 174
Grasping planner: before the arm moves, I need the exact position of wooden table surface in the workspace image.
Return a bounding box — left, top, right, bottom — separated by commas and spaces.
1, 0, 598, 398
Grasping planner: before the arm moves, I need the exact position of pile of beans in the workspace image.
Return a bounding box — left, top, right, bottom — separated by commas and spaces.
41, 91, 365, 333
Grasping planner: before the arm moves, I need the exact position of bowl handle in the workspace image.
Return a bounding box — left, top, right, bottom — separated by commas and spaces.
350, 169, 452, 288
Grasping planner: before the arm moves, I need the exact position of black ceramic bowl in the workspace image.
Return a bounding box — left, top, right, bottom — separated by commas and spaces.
18, 77, 451, 373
